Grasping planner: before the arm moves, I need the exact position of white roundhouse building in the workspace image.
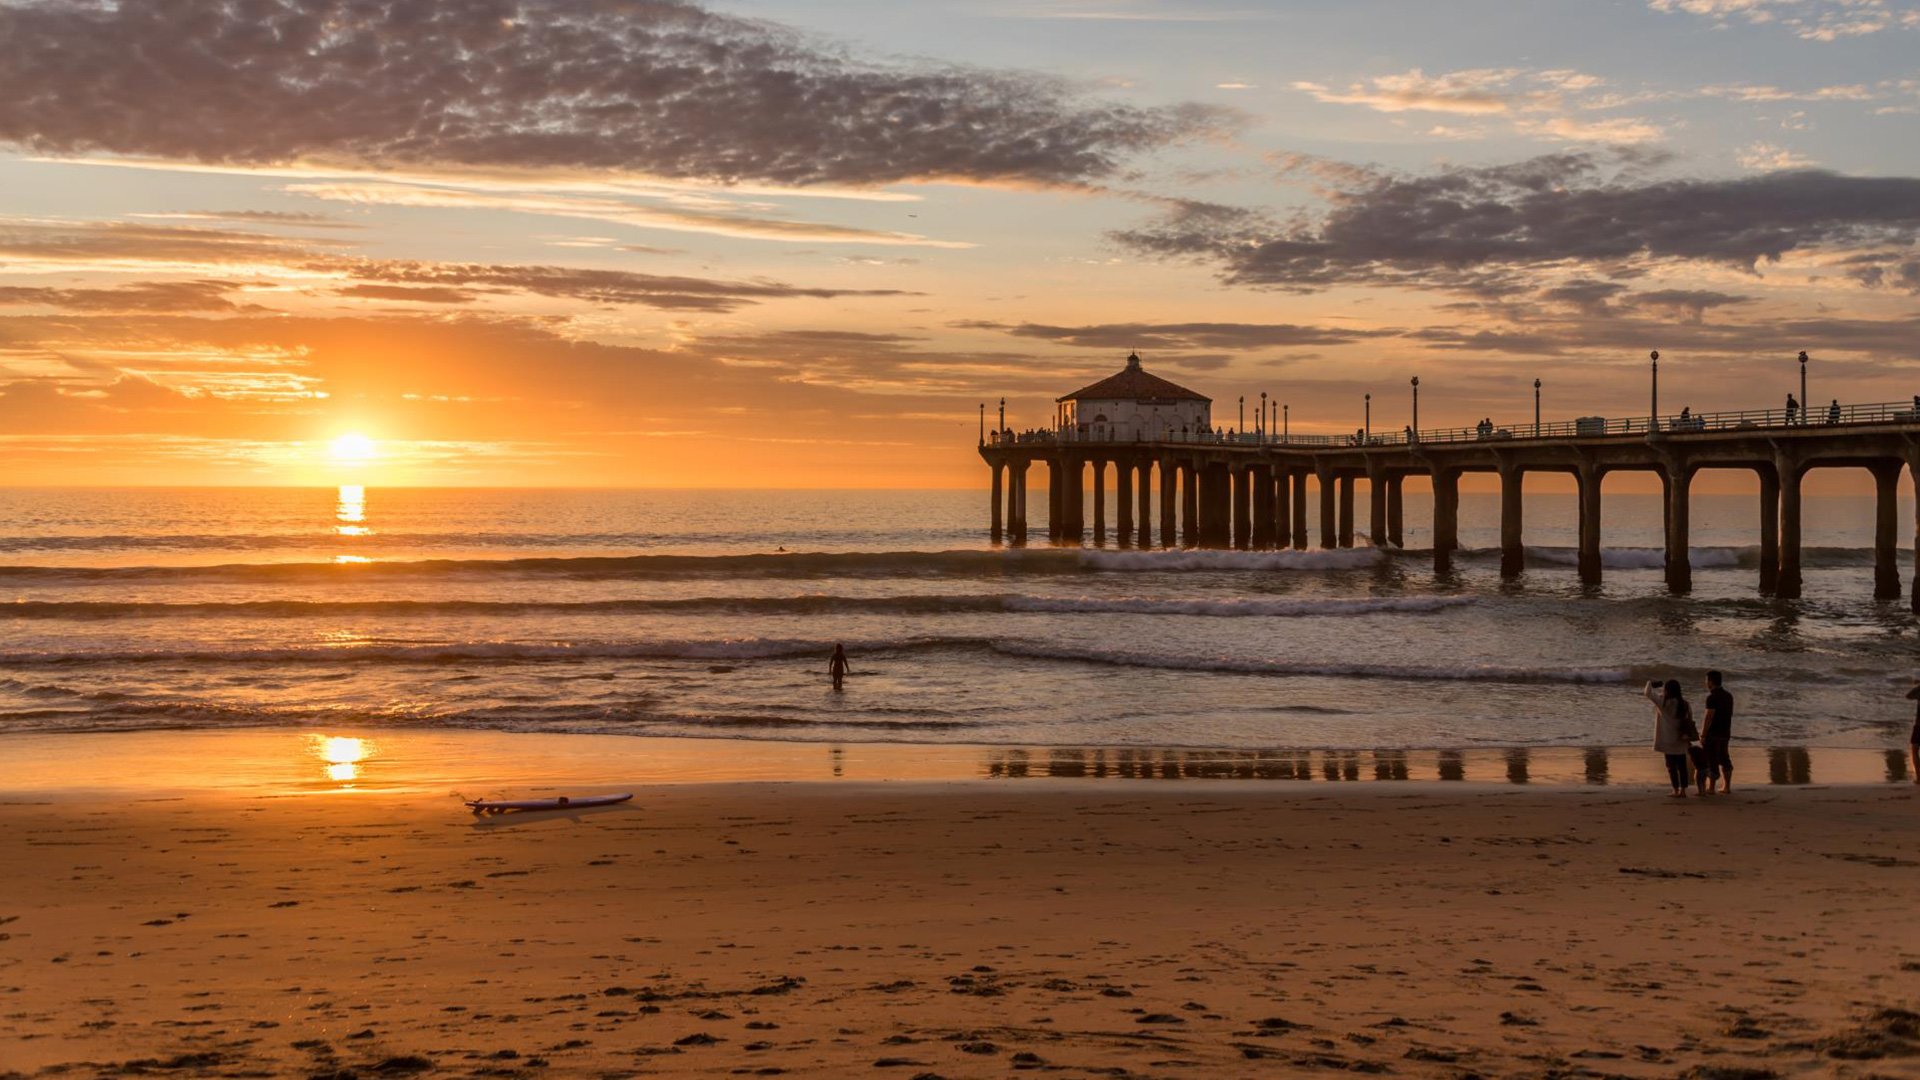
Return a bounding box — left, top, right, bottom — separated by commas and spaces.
1054, 352, 1211, 441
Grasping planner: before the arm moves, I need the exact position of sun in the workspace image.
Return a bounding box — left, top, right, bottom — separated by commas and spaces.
328, 432, 377, 465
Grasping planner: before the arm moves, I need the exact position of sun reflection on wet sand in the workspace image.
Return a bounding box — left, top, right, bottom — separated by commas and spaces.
311, 735, 372, 786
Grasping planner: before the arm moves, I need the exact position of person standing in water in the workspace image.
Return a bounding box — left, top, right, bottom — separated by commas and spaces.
1645, 678, 1695, 797
828, 643, 851, 692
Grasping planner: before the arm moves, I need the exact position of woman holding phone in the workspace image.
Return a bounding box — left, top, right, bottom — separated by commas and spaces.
1645, 678, 1696, 797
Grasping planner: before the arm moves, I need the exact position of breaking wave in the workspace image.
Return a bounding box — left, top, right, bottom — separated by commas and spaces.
0, 635, 1631, 686
1, 592, 1474, 620
993, 642, 1638, 684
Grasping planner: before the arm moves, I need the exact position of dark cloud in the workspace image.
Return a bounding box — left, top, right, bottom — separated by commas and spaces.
954, 319, 1393, 350
341, 261, 917, 312
1406, 327, 1573, 356
1536, 279, 1630, 315
689, 327, 1049, 392
1623, 289, 1753, 323
1114, 153, 1920, 292
1839, 252, 1920, 292
1157, 354, 1232, 371
0, 220, 335, 264
1531, 280, 1751, 322
1411, 301, 1920, 366
0, 0, 1231, 188
0, 280, 256, 313
334, 284, 479, 304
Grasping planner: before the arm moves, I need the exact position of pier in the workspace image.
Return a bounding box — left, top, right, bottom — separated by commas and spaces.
979, 361, 1920, 610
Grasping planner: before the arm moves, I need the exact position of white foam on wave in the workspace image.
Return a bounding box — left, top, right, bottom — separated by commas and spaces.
1080, 547, 1384, 572
0, 636, 938, 666
1003, 595, 1473, 617
994, 641, 1632, 684
1524, 546, 1745, 570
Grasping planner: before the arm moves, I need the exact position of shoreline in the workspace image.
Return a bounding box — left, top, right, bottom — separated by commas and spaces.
0, 728, 1912, 798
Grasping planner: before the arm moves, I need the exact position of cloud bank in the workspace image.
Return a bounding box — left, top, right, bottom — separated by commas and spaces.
1113, 153, 1920, 292
0, 0, 1230, 188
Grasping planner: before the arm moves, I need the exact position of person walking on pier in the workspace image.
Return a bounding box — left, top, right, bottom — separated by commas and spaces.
828, 643, 852, 692
1700, 671, 1734, 794
1785, 394, 1798, 424
1827, 399, 1841, 424
1645, 678, 1696, 797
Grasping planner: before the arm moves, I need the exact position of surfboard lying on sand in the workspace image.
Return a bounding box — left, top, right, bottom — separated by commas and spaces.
465, 793, 633, 815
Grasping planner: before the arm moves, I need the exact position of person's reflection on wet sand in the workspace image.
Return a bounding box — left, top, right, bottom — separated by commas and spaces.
1884, 749, 1910, 784
1584, 747, 1610, 785
1374, 749, 1409, 781
1438, 750, 1465, 781
1505, 748, 1531, 785
1767, 747, 1812, 785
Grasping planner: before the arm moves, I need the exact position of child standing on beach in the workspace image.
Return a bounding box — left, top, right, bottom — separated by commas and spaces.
1645, 679, 1695, 797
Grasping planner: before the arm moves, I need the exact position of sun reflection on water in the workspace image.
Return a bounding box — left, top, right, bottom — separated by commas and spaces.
335, 484, 372, 537
310, 735, 372, 786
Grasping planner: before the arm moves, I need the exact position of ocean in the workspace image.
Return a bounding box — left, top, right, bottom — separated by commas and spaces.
0, 485, 1914, 753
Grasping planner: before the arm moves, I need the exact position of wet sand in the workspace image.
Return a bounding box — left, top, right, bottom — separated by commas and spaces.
3, 735, 1918, 1078
0, 729, 1911, 794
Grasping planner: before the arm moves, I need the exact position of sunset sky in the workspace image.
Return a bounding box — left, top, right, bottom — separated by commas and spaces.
3, 0, 1919, 487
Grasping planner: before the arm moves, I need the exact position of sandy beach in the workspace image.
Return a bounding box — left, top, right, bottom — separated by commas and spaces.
3, 733, 1918, 1079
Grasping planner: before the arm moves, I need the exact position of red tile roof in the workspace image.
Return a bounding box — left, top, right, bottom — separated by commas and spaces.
1056, 353, 1209, 403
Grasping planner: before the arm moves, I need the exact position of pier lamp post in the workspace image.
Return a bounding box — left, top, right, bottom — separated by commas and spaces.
978, 402, 985, 445
1284, 403, 1289, 441
1239, 395, 1245, 436
1534, 379, 1542, 438
1364, 393, 1371, 443
1410, 377, 1419, 440
1259, 391, 1267, 440
998, 398, 1005, 434
1798, 351, 1807, 424
1650, 350, 1659, 432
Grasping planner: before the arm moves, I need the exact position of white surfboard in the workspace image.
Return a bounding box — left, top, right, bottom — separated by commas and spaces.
465, 792, 633, 815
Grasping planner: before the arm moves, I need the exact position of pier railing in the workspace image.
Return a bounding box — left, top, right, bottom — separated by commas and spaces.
986, 399, 1920, 449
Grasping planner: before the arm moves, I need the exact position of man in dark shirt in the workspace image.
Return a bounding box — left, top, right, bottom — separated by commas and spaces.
1702, 670, 1734, 794
1907, 678, 1919, 784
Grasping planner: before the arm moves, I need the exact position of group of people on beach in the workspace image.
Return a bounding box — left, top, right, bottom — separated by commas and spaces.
1644, 673, 1736, 797
1644, 673, 1920, 795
